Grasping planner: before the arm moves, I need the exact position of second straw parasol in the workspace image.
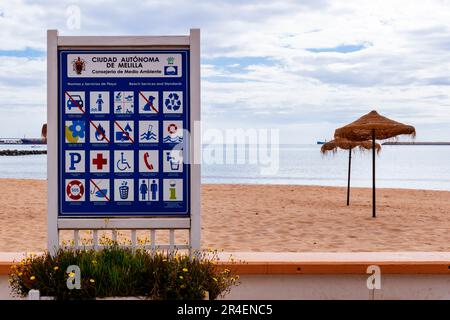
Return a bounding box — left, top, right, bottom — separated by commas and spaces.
334, 110, 416, 218
321, 138, 381, 206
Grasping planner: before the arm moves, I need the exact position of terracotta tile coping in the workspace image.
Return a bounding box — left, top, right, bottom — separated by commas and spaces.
1, 252, 449, 275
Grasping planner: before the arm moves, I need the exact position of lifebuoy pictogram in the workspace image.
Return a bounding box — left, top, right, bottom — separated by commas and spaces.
66, 180, 84, 200
167, 123, 177, 134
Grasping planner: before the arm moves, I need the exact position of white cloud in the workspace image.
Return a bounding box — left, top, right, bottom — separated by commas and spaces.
0, 0, 449, 141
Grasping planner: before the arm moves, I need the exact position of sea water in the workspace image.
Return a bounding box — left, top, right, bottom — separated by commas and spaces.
203, 144, 450, 191
0, 145, 47, 180
1, 144, 449, 191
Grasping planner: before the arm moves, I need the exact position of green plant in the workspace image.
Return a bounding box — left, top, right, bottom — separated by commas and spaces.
143, 250, 238, 300
9, 246, 239, 300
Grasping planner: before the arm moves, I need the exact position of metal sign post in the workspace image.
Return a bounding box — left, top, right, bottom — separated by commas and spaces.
47, 29, 201, 254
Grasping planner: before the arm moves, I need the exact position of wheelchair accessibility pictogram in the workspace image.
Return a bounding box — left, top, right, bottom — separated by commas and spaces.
117, 152, 131, 171
114, 150, 134, 173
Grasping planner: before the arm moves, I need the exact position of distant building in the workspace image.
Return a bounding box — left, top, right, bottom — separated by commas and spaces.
0, 123, 47, 145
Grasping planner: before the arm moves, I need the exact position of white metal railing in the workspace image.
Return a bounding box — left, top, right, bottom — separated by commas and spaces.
59, 228, 190, 254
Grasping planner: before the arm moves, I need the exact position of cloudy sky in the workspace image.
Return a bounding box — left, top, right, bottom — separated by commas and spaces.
0, 0, 449, 143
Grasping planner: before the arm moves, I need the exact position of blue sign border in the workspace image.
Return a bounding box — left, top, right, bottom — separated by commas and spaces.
58, 49, 190, 217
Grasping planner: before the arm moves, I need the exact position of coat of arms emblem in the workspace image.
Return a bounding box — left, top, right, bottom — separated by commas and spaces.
72, 57, 86, 75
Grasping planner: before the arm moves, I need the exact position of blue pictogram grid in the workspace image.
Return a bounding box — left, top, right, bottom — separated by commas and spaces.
58, 50, 190, 217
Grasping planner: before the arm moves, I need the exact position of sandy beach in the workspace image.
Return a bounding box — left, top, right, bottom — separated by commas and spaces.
0, 179, 449, 252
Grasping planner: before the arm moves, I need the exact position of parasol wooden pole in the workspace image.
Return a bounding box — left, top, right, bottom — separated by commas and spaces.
347, 148, 352, 206
372, 129, 376, 218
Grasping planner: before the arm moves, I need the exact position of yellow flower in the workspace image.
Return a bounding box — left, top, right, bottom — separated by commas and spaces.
213, 277, 218, 282
68, 272, 75, 278
30, 276, 35, 281
180, 284, 186, 289
18, 272, 23, 276
182, 268, 188, 272
179, 276, 183, 280
92, 260, 97, 265
53, 266, 59, 271
89, 279, 95, 283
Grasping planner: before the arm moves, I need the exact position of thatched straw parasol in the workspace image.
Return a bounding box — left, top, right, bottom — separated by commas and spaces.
321, 138, 381, 206
334, 110, 416, 141
321, 138, 381, 154
334, 110, 416, 217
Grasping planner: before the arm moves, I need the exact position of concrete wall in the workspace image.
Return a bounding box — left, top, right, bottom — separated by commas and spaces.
0, 276, 14, 300
222, 274, 450, 300
2, 274, 450, 300
2, 252, 449, 300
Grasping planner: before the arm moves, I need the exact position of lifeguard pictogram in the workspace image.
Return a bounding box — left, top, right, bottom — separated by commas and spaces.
66, 180, 85, 200
163, 120, 183, 143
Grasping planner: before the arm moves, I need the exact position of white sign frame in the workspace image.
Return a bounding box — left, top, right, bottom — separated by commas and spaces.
47, 29, 201, 254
